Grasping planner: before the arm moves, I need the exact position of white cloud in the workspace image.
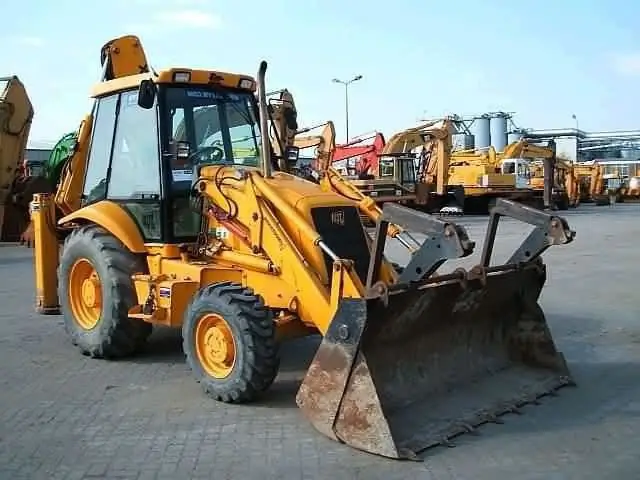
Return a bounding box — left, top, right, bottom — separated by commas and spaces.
611, 53, 640, 76
12, 35, 44, 47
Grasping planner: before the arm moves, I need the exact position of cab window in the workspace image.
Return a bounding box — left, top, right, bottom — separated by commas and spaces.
82, 95, 117, 204
163, 87, 261, 240
108, 90, 161, 199
107, 90, 162, 240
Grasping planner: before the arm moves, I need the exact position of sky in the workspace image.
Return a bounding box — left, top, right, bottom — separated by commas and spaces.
2, 0, 639, 146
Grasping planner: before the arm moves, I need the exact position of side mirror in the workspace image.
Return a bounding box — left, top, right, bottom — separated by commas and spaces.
284, 145, 300, 166
138, 79, 157, 109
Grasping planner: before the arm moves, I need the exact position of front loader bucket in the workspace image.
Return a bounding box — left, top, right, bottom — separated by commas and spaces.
296, 199, 576, 459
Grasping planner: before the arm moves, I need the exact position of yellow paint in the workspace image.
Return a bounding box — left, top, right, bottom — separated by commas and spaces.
34, 34, 396, 345
31, 194, 60, 313
122, 166, 376, 335
59, 201, 146, 253
195, 313, 236, 379
54, 115, 93, 216
91, 68, 256, 98
68, 258, 102, 330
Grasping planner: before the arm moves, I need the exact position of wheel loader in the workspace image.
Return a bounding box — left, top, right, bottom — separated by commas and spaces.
30, 34, 576, 459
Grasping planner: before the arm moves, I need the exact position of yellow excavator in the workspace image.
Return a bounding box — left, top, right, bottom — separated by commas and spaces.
30, 34, 576, 459
573, 162, 607, 204
384, 121, 546, 213
0, 76, 53, 242
500, 139, 572, 210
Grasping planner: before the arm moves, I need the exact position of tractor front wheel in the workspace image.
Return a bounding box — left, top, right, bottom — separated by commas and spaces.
58, 225, 152, 358
183, 282, 279, 403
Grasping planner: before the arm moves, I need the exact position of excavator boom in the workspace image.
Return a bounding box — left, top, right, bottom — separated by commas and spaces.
0, 76, 53, 242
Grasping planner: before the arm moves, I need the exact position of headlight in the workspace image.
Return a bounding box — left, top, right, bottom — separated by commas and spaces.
238, 78, 255, 89
395, 189, 402, 196
173, 72, 191, 82
370, 191, 378, 197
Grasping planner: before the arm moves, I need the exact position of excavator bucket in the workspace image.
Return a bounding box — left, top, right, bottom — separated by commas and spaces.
297, 199, 575, 459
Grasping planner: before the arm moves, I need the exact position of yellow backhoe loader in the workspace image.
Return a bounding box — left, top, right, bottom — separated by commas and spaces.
30, 34, 576, 459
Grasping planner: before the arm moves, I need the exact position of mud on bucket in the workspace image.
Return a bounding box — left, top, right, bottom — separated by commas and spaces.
296, 264, 573, 459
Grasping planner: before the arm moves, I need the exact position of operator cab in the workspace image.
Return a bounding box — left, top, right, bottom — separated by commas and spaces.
79, 74, 278, 244
378, 154, 417, 192
501, 158, 531, 188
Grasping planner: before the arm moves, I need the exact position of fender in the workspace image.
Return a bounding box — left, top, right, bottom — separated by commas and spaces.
58, 200, 145, 253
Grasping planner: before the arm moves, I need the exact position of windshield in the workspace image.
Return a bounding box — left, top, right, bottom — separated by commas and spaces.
164, 86, 261, 176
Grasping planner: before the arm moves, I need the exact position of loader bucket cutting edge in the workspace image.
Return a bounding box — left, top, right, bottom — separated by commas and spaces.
296, 263, 573, 459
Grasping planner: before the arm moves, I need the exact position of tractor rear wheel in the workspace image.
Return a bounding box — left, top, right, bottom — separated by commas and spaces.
183, 281, 279, 403
58, 225, 152, 358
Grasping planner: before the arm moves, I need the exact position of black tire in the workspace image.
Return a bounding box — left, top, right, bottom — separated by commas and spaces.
58, 225, 152, 358
182, 281, 279, 403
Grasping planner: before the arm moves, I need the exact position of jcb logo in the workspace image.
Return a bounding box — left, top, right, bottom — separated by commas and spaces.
330, 210, 345, 226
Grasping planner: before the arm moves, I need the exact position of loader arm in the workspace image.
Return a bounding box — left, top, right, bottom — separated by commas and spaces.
292, 122, 418, 250
195, 167, 362, 334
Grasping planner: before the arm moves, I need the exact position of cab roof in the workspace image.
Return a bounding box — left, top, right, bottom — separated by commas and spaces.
90, 68, 257, 98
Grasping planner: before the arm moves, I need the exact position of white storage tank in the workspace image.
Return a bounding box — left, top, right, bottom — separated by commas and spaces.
490, 113, 508, 152
470, 115, 491, 149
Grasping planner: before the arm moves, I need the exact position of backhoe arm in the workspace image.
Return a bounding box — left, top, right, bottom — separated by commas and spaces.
54, 116, 93, 216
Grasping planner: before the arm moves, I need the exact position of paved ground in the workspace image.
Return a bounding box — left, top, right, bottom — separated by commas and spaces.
0, 203, 639, 479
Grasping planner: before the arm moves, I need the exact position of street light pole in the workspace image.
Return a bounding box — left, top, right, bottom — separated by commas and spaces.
332, 75, 362, 141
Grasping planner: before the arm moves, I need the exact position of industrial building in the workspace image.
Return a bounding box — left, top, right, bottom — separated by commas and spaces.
523, 128, 640, 177
447, 112, 640, 178
25, 140, 55, 165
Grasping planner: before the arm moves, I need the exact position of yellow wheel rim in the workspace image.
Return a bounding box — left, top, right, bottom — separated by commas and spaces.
195, 313, 236, 379
68, 258, 102, 330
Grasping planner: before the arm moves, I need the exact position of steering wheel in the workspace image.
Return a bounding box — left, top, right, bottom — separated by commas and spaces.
188, 145, 225, 166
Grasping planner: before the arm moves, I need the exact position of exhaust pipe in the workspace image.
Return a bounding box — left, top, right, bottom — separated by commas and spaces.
257, 61, 272, 178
